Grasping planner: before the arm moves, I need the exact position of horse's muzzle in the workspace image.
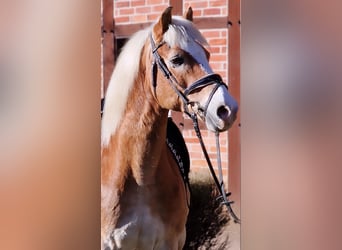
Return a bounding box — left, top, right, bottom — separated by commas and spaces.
204, 85, 238, 132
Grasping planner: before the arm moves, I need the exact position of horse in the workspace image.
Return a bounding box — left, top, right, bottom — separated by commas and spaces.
101, 6, 238, 250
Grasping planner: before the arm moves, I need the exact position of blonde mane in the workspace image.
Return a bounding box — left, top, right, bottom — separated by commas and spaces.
101, 16, 210, 147
101, 29, 150, 146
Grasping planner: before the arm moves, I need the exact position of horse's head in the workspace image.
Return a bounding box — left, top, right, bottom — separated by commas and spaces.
149, 7, 238, 132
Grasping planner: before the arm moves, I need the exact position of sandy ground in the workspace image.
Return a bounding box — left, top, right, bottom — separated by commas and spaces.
213, 221, 240, 250
192, 212, 240, 250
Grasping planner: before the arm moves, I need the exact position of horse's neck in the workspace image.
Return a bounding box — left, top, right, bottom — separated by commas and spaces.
123, 96, 168, 185
103, 78, 168, 187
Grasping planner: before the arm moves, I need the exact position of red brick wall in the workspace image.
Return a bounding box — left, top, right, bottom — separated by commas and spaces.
113, 0, 228, 23
110, 0, 230, 177
183, 0, 228, 16
114, 0, 169, 23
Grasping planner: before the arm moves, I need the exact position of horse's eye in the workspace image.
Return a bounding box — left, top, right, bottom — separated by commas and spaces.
170, 56, 184, 67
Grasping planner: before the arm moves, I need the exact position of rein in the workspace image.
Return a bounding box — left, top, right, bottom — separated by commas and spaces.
150, 34, 241, 224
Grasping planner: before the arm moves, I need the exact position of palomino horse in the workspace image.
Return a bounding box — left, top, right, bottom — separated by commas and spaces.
101, 7, 238, 250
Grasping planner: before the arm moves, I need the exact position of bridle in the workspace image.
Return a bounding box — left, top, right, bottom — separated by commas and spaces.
150, 33, 241, 223
150, 34, 225, 118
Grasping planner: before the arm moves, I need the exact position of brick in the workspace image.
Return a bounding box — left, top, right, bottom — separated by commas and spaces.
221, 147, 228, 153
131, 14, 148, 22
188, 144, 203, 152
191, 159, 208, 167
190, 167, 208, 173
209, 0, 227, 7
115, 1, 130, 8
209, 146, 227, 153
185, 137, 200, 144
115, 16, 129, 23
190, 1, 208, 8
192, 9, 202, 17
148, 14, 160, 21
203, 137, 216, 145
210, 54, 226, 61
202, 30, 220, 38
215, 168, 228, 177
209, 46, 220, 54
203, 8, 221, 16
210, 62, 224, 70
147, 0, 163, 5
152, 4, 168, 12
131, 0, 146, 7
189, 151, 204, 159
135, 6, 152, 14
209, 146, 218, 153
199, 130, 209, 137
209, 38, 226, 45
220, 30, 227, 36
182, 130, 191, 137
119, 8, 134, 15
208, 152, 218, 158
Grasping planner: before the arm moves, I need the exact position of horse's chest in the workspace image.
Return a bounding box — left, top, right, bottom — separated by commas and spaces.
110, 204, 165, 249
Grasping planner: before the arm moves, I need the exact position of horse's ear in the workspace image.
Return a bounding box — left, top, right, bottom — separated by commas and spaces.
183, 6, 193, 22
153, 6, 172, 41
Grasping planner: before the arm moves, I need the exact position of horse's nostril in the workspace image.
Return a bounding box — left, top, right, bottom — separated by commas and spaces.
217, 106, 230, 120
